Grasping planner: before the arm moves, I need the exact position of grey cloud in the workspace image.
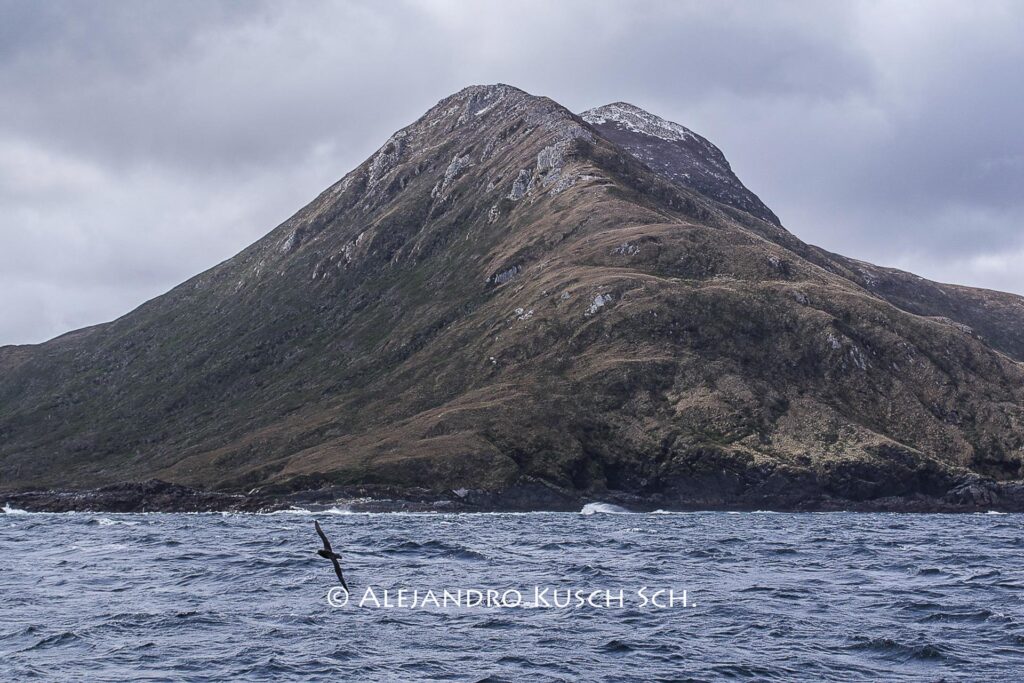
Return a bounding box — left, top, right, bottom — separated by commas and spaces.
1, 0, 1022, 344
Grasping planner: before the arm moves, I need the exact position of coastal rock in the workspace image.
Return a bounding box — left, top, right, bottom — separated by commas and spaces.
3, 480, 278, 513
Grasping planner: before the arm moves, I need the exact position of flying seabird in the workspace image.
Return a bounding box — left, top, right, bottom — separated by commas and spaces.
314, 520, 348, 591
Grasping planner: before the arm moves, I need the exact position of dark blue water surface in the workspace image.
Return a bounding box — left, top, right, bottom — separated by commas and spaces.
2, 506, 1023, 682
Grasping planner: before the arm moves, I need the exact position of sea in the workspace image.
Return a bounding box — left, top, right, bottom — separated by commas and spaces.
2, 504, 1023, 681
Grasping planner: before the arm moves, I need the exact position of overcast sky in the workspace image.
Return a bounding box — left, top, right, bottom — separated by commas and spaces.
1, 0, 1022, 345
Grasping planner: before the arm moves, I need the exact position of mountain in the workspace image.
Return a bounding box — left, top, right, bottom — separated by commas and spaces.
2, 84, 1023, 511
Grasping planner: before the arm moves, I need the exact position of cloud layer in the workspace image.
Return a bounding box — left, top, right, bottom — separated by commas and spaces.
2, 0, 1022, 344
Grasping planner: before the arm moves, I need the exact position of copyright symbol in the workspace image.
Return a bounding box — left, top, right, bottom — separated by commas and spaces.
327, 586, 350, 607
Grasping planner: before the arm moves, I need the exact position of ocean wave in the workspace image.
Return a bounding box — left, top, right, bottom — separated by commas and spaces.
89, 517, 139, 526
264, 506, 316, 515
22, 631, 81, 652
381, 539, 487, 561
2, 503, 30, 515
599, 639, 636, 654
580, 503, 631, 515
846, 636, 956, 663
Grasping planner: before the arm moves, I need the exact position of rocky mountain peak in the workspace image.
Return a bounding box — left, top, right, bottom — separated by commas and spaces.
581, 101, 780, 226
355, 83, 595, 202
401, 83, 587, 148
257, 84, 601, 268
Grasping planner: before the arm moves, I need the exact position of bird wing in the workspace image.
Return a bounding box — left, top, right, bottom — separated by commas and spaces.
330, 556, 349, 591
314, 520, 333, 553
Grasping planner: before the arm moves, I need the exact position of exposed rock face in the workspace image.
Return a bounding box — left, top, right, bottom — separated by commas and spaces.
1, 84, 1022, 510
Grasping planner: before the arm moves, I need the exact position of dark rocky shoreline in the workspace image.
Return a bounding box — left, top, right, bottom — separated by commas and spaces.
4, 476, 1024, 514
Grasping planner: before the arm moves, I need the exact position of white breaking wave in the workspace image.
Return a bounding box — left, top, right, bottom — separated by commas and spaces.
263, 505, 353, 516
2, 503, 29, 515
580, 503, 631, 515
93, 517, 139, 526
265, 506, 315, 515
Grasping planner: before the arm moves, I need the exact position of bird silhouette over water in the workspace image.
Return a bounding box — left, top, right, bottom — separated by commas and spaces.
314, 520, 348, 591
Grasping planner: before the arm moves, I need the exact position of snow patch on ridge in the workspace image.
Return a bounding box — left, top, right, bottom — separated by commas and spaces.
582, 102, 696, 143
